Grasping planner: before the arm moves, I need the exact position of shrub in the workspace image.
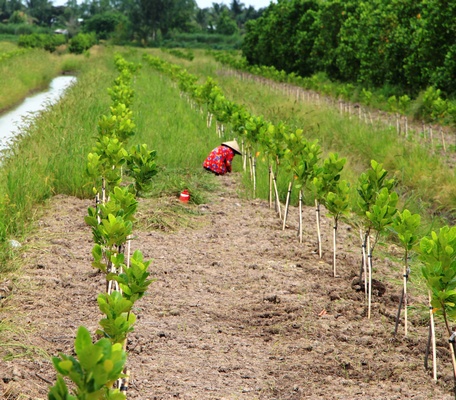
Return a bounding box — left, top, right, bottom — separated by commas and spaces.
18, 33, 66, 52
69, 32, 97, 54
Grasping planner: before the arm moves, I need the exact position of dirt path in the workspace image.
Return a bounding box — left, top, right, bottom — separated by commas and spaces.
1, 173, 455, 399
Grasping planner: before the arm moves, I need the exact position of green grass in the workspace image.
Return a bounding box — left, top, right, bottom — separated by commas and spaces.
0, 45, 79, 112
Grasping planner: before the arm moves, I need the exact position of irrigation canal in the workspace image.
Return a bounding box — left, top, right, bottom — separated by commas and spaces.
0, 75, 76, 152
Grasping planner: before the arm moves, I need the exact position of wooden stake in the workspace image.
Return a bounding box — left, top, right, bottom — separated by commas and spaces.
404, 116, 408, 138
282, 181, 293, 230
299, 190, 303, 244
440, 127, 447, 152
404, 265, 408, 336
315, 199, 322, 258
120, 369, 130, 394
333, 219, 337, 277
252, 157, 256, 198
268, 165, 273, 208
273, 175, 282, 219
242, 142, 247, 171
367, 235, 372, 319
429, 291, 438, 381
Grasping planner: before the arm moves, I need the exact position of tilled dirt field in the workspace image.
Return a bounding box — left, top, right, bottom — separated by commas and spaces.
1, 173, 455, 399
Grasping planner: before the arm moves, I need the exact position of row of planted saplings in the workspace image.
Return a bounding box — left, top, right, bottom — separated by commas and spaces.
48, 53, 158, 399
142, 52, 456, 389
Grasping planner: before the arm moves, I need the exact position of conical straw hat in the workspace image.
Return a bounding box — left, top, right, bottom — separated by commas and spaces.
222, 139, 242, 155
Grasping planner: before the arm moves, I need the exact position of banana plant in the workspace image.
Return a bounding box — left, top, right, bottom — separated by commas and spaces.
390, 209, 421, 336
48, 326, 126, 400
324, 179, 351, 277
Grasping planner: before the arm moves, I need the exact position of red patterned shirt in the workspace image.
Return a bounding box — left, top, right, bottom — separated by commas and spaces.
203, 145, 234, 175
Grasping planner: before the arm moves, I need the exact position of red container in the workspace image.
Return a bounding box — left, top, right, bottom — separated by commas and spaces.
179, 189, 190, 203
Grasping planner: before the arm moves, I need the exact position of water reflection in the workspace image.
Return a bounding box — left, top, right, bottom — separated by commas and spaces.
0, 75, 76, 151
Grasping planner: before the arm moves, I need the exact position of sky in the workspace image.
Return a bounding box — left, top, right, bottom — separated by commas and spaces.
196, 0, 274, 9
52, 0, 275, 10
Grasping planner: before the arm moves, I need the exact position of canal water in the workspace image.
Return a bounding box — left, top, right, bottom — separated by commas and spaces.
0, 75, 76, 151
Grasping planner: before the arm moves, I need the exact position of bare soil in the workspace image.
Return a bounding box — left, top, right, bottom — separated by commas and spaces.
1, 173, 455, 399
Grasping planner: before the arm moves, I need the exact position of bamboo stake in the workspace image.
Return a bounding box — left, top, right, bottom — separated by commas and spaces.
315, 199, 322, 258
440, 127, 447, 152
448, 330, 456, 395
404, 265, 409, 336
242, 142, 247, 171
429, 291, 438, 381
268, 165, 273, 208
282, 181, 293, 230
393, 266, 410, 337
424, 322, 432, 371
299, 190, 303, 244
333, 218, 337, 277
367, 235, 372, 319
120, 369, 130, 394
252, 157, 256, 198
248, 153, 253, 180
273, 174, 282, 219
359, 229, 368, 298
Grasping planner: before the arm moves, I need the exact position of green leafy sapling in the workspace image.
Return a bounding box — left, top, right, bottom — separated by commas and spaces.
365, 186, 398, 319
293, 139, 321, 243
126, 144, 158, 195
391, 209, 421, 336
420, 226, 456, 384
48, 326, 126, 400
324, 180, 351, 277
97, 291, 136, 345
107, 250, 155, 304
356, 159, 395, 294
312, 153, 346, 258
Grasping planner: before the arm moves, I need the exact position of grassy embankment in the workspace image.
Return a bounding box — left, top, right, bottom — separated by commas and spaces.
0, 46, 85, 113
0, 45, 114, 270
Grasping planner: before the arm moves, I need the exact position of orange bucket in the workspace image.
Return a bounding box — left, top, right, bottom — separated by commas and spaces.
179, 189, 190, 203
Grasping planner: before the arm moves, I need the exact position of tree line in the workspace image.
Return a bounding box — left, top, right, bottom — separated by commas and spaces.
242, 0, 456, 98
0, 0, 264, 43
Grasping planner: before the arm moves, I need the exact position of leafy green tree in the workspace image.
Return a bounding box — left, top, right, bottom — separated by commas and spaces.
0, 0, 24, 21
25, 0, 54, 26
82, 11, 128, 40
216, 8, 237, 35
